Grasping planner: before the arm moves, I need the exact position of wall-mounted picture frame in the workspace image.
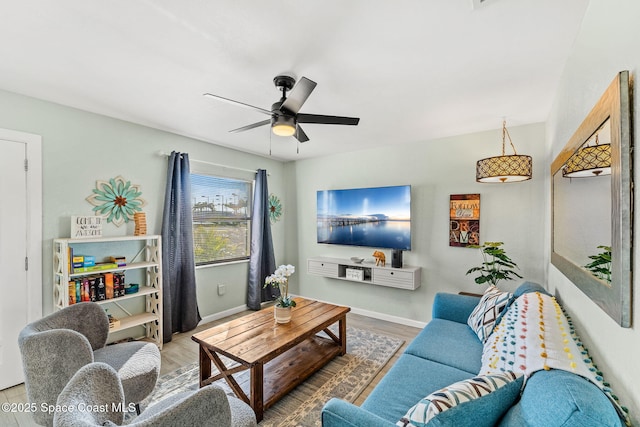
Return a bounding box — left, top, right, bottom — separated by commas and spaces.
449, 194, 480, 247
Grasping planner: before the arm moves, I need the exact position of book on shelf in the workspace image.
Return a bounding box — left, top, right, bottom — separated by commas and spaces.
109, 256, 126, 267
96, 275, 106, 301
67, 271, 128, 305
68, 281, 76, 305
104, 273, 114, 299
72, 255, 84, 269
67, 246, 73, 274
114, 272, 125, 297
73, 262, 119, 273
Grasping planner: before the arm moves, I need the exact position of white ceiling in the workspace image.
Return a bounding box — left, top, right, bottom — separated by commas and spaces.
0, 0, 589, 161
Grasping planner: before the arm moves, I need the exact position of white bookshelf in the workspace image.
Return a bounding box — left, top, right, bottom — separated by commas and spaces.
53, 235, 163, 349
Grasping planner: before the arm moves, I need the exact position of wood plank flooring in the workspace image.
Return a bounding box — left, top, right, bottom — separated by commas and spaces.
0, 311, 420, 426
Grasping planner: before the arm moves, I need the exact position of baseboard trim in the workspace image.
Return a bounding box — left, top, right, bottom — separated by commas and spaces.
349, 306, 427, 329
199, 297, 428, 329
291, 294, 427, 329
199, 304, 248, 325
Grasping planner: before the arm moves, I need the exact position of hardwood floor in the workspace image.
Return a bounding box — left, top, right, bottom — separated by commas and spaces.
0, 311, 420, 426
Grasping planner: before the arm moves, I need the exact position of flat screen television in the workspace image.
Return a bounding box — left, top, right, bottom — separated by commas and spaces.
317, 185, 411, 250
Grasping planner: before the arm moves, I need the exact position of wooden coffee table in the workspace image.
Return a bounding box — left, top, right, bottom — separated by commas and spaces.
191, 297, 350, 421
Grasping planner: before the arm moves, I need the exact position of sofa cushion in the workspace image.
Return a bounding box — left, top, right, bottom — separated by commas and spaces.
467, 285, 512, 342
398, 372, 523, 427
513, 281, 549, 297
405, 319, 482, 375
432, 293, 481, 324
498, 369, 624, 427
361, 354, 474, 424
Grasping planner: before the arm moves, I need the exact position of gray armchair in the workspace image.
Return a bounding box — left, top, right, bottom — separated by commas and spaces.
18, 302, 161, 426
53, 362, 257, 427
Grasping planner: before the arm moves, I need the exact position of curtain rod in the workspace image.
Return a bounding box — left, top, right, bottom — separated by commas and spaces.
157, 151, 268, 175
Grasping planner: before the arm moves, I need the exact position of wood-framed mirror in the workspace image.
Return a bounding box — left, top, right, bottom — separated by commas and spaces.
551, 71, 632, 327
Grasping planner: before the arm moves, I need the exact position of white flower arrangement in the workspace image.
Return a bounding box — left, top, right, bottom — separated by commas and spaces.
264, 264, 296, 308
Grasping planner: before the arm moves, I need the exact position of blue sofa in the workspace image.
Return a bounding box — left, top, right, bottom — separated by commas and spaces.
322, 283, 625, 427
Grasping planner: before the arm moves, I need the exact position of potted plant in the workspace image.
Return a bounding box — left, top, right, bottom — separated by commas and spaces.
584, 245, 611, 284
466, 241, 522, 288
265, 264, 296, 323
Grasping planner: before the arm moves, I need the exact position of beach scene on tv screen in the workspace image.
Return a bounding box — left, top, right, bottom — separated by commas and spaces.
317, 185, 411, 250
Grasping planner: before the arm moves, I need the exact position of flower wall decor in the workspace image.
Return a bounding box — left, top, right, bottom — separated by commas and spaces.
86, 175, 146, 227
268, 193, 283, 223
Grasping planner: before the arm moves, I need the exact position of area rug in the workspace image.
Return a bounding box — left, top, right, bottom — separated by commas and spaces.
139, 326, 403, 426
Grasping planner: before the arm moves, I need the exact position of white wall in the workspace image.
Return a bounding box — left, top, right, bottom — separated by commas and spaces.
0, 89, 287, 318
286, 123, 546, 323
546, 0, 640, 422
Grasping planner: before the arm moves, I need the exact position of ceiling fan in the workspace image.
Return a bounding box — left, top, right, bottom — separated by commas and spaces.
203, 75, 360, 143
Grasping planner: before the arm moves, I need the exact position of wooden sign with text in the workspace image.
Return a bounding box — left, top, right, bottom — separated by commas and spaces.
71, 216, 103, 239
449, 194, 480, 247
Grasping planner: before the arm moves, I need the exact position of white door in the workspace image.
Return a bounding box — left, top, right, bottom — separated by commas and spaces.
0, 130, 42, 390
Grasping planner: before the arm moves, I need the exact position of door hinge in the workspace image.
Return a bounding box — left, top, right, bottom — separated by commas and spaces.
24, 158, 28, 171
25, 256, 29, 271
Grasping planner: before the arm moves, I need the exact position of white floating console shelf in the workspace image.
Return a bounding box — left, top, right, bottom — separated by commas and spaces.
307, 257, 421, 290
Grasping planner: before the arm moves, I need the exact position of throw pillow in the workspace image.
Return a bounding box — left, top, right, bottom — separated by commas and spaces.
467, 285, 512, 342
397, 372, 523, 427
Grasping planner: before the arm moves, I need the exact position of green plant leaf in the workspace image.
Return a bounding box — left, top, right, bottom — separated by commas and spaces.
467, 241, 521, 287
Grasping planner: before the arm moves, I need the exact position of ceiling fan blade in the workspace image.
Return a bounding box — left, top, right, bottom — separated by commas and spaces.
297, 113, 360, 126
295, 125, 309, 143
203, 93, 272, 116
280, 77, 317, 114
229, 119, 271, 133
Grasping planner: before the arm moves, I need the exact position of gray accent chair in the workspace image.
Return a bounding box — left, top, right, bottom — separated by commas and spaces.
53, 362, 257, 427
18, 302, 161, 426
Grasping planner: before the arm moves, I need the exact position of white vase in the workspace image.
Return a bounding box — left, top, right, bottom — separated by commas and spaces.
274, 306, 292, 324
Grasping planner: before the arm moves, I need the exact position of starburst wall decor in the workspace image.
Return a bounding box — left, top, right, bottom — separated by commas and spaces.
86, 175, 146, 227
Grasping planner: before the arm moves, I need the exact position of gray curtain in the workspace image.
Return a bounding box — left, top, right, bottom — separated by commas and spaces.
161, 151, 201, 343
247, 169, 277, 310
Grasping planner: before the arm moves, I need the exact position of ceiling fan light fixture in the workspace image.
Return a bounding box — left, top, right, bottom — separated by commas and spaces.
271, 115, 296, 137
205, 74, 359, 143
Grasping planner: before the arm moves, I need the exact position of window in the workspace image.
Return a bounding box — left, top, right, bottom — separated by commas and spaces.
191, 173, 252, 265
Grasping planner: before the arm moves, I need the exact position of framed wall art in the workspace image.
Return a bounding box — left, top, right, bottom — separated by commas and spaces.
449, 194, 480, 247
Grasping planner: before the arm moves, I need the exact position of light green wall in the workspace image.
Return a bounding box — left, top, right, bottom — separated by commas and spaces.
0, 89, 286, 317
546, 0, 640, 421
285, 123, 546, 323
0, 87, 546, 324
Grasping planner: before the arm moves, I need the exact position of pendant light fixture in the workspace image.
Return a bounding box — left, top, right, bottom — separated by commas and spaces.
476, 120, 532, 183
562, 134, 611, 178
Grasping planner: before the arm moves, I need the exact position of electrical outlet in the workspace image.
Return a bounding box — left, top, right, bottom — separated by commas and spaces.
217, 284, 226, 296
